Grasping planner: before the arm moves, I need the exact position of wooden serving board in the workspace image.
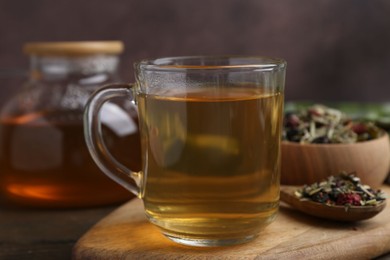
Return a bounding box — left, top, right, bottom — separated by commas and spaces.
73, 185, 390, 259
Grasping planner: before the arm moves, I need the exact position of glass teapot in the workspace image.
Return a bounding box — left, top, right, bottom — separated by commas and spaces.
0, 41, 141, 208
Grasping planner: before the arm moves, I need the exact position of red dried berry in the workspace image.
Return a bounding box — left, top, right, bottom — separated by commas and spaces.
336, 193, 362, 206
285, 114, 300, 128
351, 123, 368, 135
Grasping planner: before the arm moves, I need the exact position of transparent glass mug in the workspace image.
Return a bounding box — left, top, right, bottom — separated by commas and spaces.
84, 56, 286, 246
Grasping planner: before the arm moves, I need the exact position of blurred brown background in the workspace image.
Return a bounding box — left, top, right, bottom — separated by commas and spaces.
1, 0, 390, 106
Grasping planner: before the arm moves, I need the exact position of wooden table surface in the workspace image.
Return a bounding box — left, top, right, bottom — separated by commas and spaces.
0, 198, 117, 260
2, 197, 390, 260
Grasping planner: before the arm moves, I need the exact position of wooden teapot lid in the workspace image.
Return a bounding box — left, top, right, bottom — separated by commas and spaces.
23, 41, 124, 56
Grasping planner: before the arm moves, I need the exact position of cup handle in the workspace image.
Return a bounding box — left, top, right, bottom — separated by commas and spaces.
84, 83, 142, 197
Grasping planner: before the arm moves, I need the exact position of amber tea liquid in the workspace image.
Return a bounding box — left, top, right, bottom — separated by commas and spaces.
0, 109, 141, 207
138, 87, 283, 243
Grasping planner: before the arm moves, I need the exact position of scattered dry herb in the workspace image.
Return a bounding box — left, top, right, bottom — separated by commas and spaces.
295, 172, 387, 209
283, 104, 382, 144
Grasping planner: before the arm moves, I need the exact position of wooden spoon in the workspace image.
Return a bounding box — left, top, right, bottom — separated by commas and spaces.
280, 185, 387, 222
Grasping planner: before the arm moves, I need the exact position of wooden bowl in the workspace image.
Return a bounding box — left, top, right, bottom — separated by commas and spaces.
281, 133, 390, 188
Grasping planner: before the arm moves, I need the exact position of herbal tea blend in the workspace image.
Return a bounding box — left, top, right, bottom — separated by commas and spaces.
295, 172, 386, 207
283, 104, 382, 144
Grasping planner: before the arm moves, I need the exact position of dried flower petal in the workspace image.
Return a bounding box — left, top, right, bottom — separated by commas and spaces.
336, 193, 362, 206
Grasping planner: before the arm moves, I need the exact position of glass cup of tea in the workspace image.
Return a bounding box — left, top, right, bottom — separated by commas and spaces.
84, 56, 286, 247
